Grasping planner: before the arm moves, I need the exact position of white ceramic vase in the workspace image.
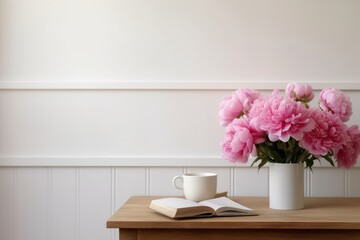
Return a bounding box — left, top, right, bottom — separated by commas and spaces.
269, 162, 304, 210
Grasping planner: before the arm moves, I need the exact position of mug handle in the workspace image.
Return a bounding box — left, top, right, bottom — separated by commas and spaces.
172, 175, 183, 190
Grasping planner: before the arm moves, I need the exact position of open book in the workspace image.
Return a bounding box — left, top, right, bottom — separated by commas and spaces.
149, 196, 257, 219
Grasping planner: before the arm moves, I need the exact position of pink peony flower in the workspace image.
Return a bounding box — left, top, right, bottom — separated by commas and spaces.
255, 90, 315, 142
248, 96, 267, 120
248, 91, 279, 132
221, 117, 265, 163
319, 88, 352, 122
299, 108, 348, 156
219, 83, 358, 170
334, 125, 360, 168
219, 88, 260, 127
286, 82, 314, 103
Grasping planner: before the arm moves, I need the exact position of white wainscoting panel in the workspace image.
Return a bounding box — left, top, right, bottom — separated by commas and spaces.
0, 90, 226, 157
78, 168, 112, 240
0, 167, 15, 240
0, 88, 358, 240
149, 167, 184, 196
234, 167, 269, 197
349, 168, 360, 197
51, 167, 77, 240
0, 89, 359, 240
1, 89, 359, 167
0, 166, 360, 240
310, 168, 346, 197
14, 168, 49, 240
115, 167, 147, 208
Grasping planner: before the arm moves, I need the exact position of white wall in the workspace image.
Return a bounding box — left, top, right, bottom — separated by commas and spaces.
1, 1, 360, 240
1, 0, 360, 83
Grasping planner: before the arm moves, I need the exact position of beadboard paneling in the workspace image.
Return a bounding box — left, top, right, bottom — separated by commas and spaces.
14, 168, 49, 240
115, 167, 147, 208
78, 168, 112, 240
51, 168, 77, 240
349, 168, 360, 197
0, 167, 14, 240
310, 168, 346, 197
234, 167, 269, 197
149, 167, 184, 196
1, 166, 360, 240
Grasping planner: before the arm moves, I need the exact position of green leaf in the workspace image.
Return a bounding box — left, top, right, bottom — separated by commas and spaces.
267, 147, 283, 162
305, 159, 314, 171
257, 159, 268, 171
322, 154, 335, 167
250, 156, 262, 167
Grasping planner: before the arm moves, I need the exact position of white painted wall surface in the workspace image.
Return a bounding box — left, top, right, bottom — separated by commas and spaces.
1, 0, 360, 83
1, 1, 360, 240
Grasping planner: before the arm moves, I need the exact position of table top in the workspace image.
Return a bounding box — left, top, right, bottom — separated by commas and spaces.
106, 196, 360, 230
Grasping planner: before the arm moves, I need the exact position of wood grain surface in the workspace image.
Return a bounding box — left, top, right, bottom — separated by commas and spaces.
107, 196, 360, 240
107, 196, 360, 230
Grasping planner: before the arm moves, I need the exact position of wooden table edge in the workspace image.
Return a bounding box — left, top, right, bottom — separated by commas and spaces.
107, 196, 360, 230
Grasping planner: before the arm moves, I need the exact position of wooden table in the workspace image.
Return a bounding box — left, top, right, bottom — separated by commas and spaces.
107, 196, 360, 240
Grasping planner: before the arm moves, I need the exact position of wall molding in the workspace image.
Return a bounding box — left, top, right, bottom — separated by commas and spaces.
0, 81, 360, 90
0, 156, 355, 167
0, 156, 237, 167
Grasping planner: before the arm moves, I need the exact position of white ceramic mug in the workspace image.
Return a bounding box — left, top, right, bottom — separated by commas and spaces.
172, 173, 217, 202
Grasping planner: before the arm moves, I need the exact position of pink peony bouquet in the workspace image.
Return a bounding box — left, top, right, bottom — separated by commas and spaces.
219, 83, 360, 169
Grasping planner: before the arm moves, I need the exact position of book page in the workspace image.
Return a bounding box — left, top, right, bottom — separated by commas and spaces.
200, 197, 253, 212
152, 198, 203, 209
